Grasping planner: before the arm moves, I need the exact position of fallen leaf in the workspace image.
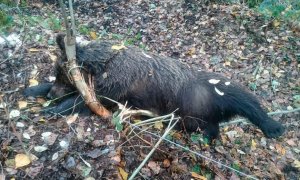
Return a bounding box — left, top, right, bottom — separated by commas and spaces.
86, 149, 106, 159
154, 121, 164, 130
0, 102, 6, 108
200, 44, 206, 54
42, 101, 51, 107
118, 167, 128, 180
286, 139, 296, 146
34, 146, 48, 152
225, 130, 237, 141
41, 132, 58, 145
148, 161, 160, 174
251, 139, 257, 150
237, 149, 245, 155
48, 76, 56, 82
15, 154, 31, 168
52, 152, 59, 161
29, 154, 39, 161
112, 44, 127, 50
84, 177, 95, 180
275, 144, 286, 155
29, 48, 41, 52
59, 140, 69, 149
9, 109, 20, 118
5, 159, 15, 168
24, 125, 36, 137
90, 31, 97, 40
66, 113, 78, 125
273, 20, 280, 27
187, 47, 196, 56
30, 65, 38, 78
23, 132, 31, 140
16, 122, 25, 128
46, 51, 57, 62
293, 160, 300, 168
191, 172, 207, 180
163, 159, 170, 168
27, 163, 44, 178
224, 61, 231, 66
111, 155, 121, 163
18, 101, 27, 109
29, 79, 39, 87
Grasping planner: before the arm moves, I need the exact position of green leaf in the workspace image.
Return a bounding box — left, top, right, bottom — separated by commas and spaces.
192, 164, 201, 173
232, 162, 241, 171
112, 110, 123, 132
190, 133, 201, 143
249, 82, 257, 91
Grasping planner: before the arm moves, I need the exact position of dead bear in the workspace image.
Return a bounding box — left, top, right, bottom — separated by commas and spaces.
45, 34, 284, 140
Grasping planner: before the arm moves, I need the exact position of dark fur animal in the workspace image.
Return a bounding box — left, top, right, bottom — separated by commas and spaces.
46, 34, 284, 139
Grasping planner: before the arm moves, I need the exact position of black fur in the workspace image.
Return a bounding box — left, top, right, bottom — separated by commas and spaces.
47, 34, 284, 139
23, 83, 53, 97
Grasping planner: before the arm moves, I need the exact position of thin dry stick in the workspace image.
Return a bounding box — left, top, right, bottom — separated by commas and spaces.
0, 96, 29, 157
128, 122, 258, 180
128, 115, 179, 180
220, 107, 300, 127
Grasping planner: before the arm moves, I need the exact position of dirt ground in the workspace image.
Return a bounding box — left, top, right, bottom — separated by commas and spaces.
0, 0, 299, 179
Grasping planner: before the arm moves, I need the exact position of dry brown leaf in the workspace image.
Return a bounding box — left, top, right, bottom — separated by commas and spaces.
275, 144, 286, 155
29, 79, 39, 87
118, 167, 128, 180
46, 51, 57, 62
172, 132, 182, 140
18, 101, 27, 109
251, 139, 257, 150
29, 48, 41, 52
224, 61, 231, 66
90, 31, 97, 40
286, 139, 296, 146
15, 154, 31, 168
30, 107, 41, 113
66, 113, 78, 125
191, 172, 207, 180
154, 121, 164, 130
163, 159, 170, 168
293, 160, 300, 168
187, 47, 196, 56
148, 161, 160, 174
273, 20, 280, 27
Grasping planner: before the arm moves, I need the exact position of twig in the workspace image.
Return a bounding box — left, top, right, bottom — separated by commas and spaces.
127, 121, 258, 180
118, 124, 154, 148
128, 115, 179, 180
0, 95, 29, 157
220, 107, 300, 127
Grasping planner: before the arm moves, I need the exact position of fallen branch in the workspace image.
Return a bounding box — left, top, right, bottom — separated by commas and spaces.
58, 0, 111, 118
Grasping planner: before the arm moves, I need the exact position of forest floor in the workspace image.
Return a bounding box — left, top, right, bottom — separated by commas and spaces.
0, 0, 299, 179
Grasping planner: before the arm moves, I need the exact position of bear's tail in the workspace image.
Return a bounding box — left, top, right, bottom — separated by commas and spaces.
212, 79, 285, 138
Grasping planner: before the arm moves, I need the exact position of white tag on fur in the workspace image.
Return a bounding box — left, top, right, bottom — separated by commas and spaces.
208, 79, 220, 84
225, 82, 231, 86
214, 87, 224, 96
143, 52, 152, 58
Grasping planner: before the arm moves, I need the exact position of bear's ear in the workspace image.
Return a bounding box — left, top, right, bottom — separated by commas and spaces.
56, 33, 66, 51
